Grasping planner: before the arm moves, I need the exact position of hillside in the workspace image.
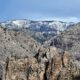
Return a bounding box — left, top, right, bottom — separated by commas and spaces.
44, 23, 80, 60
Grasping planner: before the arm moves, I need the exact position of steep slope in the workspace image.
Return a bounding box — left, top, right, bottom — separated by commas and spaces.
0, 26, 45, 80
44, 23, 80, 59
0, 27, 42, 60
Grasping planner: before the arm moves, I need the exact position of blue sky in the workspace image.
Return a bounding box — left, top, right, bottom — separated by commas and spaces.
0, 0, 80, 22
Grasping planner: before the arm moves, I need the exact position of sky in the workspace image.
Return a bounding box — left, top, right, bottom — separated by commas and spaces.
0, 0, 80, 22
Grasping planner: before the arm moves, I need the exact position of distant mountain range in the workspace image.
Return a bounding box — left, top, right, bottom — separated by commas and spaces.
0, 19, 75, 44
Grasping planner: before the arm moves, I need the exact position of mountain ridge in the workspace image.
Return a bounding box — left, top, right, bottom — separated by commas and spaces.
0, 19, 75, 44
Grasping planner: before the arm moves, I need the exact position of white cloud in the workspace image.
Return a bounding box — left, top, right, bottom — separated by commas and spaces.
59, 17, 80, 22
35, 17, 80, 22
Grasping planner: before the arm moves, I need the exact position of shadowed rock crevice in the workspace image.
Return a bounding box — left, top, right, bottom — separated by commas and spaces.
44, 61, 49, 80
73, 76, 80, 80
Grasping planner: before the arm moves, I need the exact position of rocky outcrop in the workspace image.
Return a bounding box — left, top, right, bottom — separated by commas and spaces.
2, 47, 80, 80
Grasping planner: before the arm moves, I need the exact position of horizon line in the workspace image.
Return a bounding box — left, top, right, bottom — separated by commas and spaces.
0, 17, 80, 23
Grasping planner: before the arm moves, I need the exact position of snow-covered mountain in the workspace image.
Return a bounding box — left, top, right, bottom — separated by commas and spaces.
0, 19, 75, 43
0, 20, 74, 32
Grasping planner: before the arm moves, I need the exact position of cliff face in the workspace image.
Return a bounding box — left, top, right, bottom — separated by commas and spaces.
4, 47, 80, 80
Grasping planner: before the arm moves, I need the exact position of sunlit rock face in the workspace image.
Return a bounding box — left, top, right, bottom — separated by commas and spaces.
4, 47, 80, 80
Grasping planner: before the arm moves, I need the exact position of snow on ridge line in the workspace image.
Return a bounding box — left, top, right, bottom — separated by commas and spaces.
0, 19, 75, 32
